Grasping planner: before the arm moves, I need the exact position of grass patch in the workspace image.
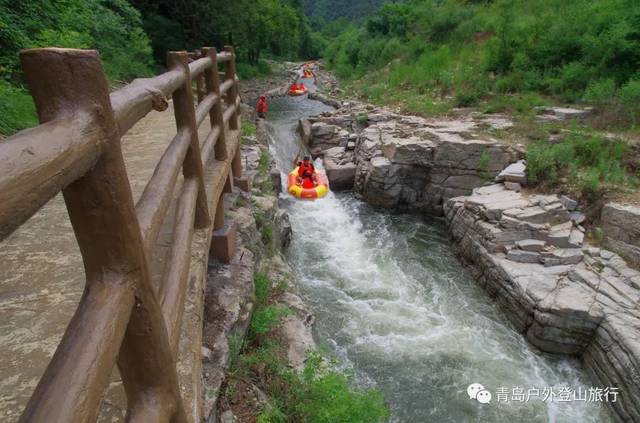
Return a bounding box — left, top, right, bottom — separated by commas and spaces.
258, 149, 271, 175
0, 81, 38, 136
356, 112, 369, 125
250, 305, 291, 336
242, 120, 257, 137
527, 133, 638, 198
223, 273, 389, 423
261, 223, 274, 245
482, 93, 547, 115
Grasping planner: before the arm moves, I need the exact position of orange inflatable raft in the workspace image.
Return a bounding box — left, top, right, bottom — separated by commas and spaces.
288, 167, 329, 200
288, 85, 308, 96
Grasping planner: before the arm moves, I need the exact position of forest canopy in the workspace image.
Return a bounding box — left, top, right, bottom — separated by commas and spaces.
0, 0, 319, 135
130, 0, 321, 66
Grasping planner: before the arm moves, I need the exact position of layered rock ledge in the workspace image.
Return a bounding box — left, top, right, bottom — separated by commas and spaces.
299, 104, 523, 215
444, 183, 640, 422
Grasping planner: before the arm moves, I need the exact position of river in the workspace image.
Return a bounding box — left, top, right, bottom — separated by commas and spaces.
262, 87, 613, 423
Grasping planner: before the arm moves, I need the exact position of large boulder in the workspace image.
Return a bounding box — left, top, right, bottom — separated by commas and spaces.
325, 161, 356, 191
352, 119, 520, 215
307, 122, 349, 156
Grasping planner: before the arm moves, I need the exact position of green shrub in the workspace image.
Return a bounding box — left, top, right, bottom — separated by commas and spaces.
0, 81, 37, 136
455, 89, 480, 107
585, 78, 618, 106
527, 133, 636, 196
255, 272, 270, 304
293, 353, 390, 423
250, 305, 291, 335
237, 60, 273, 79
356, 113, 369, 124
257, 405, 287, 423
619, 78, 640, 124
258, 150, 271, 175
242, 120, 257, 137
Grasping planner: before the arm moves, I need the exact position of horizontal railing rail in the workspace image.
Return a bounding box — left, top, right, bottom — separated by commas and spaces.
0, 44, 243, 423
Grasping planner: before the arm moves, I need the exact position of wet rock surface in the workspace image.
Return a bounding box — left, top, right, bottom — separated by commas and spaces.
444, 180, 640, 422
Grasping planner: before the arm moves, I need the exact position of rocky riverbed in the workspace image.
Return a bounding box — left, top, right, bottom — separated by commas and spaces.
294, 72, 640, 422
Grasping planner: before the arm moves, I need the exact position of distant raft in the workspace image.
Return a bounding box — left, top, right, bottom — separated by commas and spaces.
288, 85, 308, 96
302, 69, 315, 78
288, 167, 329, 200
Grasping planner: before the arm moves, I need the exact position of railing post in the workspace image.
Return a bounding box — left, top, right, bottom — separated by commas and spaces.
17, 48, 185, 423
202, 47, 228, 160
223, 174, 234, 193
223, 45, 240, 130
210, 190, 237, 264
232, 148, 243, 178
196, 74, 205, 103
214, 193, 225, 231
167, 51, 211, 229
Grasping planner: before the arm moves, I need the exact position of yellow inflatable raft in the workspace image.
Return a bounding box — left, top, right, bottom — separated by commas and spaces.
288, 167, 329, 200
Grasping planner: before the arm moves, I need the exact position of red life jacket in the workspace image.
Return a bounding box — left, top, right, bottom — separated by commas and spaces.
256, 98, 267, 113
298, 162, 314, 178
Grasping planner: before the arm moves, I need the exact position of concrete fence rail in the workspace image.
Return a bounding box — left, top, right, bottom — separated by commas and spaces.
0, 44, 243, 423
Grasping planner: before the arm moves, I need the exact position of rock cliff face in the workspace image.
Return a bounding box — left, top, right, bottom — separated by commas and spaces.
602, 203, 640, 268
444, 184, 640, 422
299, 104, 522, 214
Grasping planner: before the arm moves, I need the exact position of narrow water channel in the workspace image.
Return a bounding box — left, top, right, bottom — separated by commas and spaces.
263, 89, 612, 423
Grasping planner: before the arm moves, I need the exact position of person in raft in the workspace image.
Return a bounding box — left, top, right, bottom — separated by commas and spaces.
297, 156, 316, 188
256, 95, 267, 119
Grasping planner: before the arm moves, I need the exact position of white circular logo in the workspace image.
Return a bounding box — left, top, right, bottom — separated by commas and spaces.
467, 383, 485, 400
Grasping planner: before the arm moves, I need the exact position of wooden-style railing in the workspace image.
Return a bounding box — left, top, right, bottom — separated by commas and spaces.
0, 45, 242, 422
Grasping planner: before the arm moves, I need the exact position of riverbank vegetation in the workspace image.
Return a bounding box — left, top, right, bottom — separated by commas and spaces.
528, 133, 639, 199
220, 272, 389, 422
321, 0, 639, 201
324, 0, 640, 128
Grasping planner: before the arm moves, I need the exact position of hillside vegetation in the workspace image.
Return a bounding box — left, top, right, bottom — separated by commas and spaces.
325, 0, 640, 127
304, 0, 402, 22
0, 0, 319, 136
0, 0, 154, 134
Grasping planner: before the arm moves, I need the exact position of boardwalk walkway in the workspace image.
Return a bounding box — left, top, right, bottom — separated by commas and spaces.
0, 104, 235, 422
